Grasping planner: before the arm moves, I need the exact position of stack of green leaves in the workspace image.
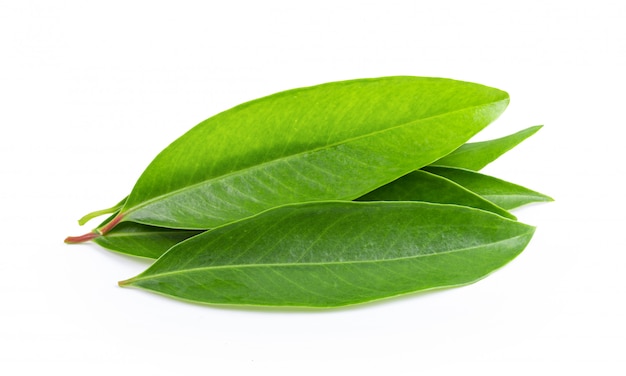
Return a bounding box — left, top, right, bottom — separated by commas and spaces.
66, 76, 552, 308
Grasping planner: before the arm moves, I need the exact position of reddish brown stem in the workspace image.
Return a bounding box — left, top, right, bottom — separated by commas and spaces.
65, 231, 99, 243
64, 213, 124, 244
98, 213, 124, 235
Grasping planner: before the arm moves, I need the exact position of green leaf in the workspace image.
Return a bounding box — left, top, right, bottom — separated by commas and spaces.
93, 222, 202, 259
357, 170, 515, 220
85, 171, 516, 259
431, 125, 542, 171
78, 197, 127, 226
76, 125, 538, 227
94, 77, 509, 233
75, 123, 537, 231
77, 125, 538, 226
423, 166, 554, 210
119, 201, 535, 308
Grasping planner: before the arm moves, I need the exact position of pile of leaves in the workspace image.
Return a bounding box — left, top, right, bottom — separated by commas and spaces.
66, 76, 551, 308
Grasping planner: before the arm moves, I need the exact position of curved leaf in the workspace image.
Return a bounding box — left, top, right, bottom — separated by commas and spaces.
77, 126, 538, 227
77, 124, 537, 229
93, 222, 202, 259
431, 125, 542, 171
87, 171, 516, 259
357, 170, 515, 219
103, 77, 508, 231
423, 166, 554, 210
120, 201, 535, 308
78, 198, 127, 226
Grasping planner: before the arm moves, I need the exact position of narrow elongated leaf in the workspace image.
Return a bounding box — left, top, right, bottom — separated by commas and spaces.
84, 210, 199, 258
120, 201, 535, 308
93, 222, 202, 259
430, 125, 542, 171
69, 76, 508, 241
77, 125, 537, 228
78, 198, 127, 226
77, 126, 538, 227
357, 170, 515, 219
423, 166, 553, 210
87, 169, 516, 259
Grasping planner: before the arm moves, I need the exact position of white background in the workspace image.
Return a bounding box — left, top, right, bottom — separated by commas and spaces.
1, 0, 624, 374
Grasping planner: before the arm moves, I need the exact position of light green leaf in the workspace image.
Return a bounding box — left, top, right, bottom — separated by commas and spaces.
357, 169, 515, 219
423, 166, 553, 210
119, 201, 535, 308
76, 124, 538, 229
76, 126, 538, 227
78, 198, 127, 226
431, 125, 542, 171
74, 77, 508, 238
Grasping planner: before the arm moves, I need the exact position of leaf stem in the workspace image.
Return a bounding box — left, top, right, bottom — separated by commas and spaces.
77, 200, 126, 226
65, 212, 125, 244
64, 231, 100, 243
98, 212, 124, 235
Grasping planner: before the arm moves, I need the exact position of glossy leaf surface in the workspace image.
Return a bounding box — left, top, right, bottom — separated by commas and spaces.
78, 125, 536, 229
431, 125, 542, 170
423, 166, 553, 210
93, 222, 202, 259
112, 77, 508, 230
86, 170, 516, 259
89, 171, 515, 259
357, 170, 514, 219
120, 201, 535, 308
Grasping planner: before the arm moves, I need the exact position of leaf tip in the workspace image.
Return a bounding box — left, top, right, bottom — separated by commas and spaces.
535, 191, 555, 203
77, 216, 90, 226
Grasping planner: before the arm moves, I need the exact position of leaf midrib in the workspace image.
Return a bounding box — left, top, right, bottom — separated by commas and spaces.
129, 230, 532, 284
123, 98, 508, 217
104, 230, 201, 238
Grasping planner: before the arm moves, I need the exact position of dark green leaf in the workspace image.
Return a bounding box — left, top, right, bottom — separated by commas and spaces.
423, 166, 554, 210
120, 201, 535, 308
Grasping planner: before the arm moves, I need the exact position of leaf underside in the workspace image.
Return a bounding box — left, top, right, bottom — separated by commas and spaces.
121, 201, 535, 308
